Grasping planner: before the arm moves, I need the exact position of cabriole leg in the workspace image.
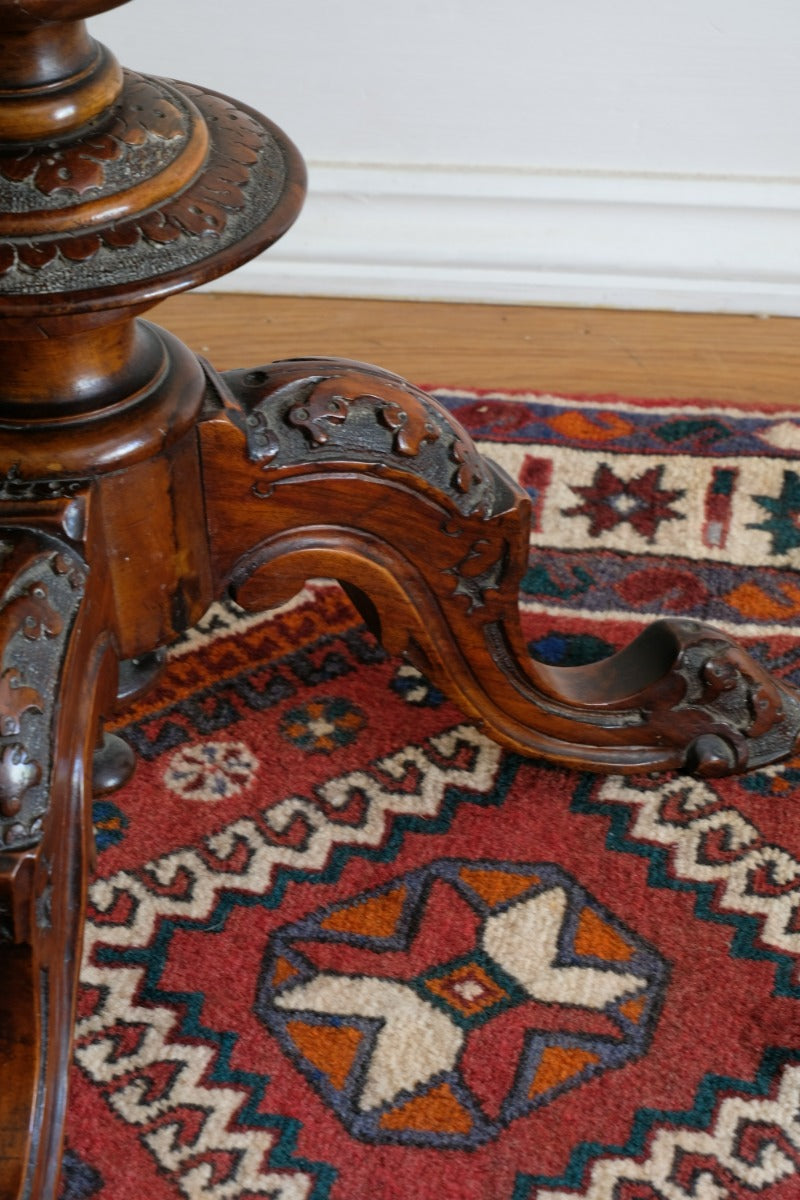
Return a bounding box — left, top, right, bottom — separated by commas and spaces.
198, 357, 800, 778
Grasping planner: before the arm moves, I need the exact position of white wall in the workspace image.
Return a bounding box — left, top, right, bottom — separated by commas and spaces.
92, 0, 800, 313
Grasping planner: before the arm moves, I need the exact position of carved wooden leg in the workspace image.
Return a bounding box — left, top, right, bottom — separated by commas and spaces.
198, 357, 800, 778
0, 508, 117, 1200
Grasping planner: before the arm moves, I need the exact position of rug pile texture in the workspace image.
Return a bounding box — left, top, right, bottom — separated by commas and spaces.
62, 386, 800, 1200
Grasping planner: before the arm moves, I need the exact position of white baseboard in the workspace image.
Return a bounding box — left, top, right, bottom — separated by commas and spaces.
209, 164, 800, 316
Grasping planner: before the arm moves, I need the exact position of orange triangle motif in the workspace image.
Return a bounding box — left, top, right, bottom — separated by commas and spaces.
573, 907, 633, 962
529, 1046, 601, 1097
321, 886, 407, 938
619, 994, 647, 1023
458, 866, 538, 908
286, 1021, 362, 1091
379, 1082, 473, 1134
272, 957, 300, 988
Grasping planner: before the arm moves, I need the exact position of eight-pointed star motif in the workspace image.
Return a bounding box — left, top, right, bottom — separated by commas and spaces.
563, 462, 685, 541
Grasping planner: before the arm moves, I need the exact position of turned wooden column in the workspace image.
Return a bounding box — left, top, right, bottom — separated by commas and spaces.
0, 5, 305, 1196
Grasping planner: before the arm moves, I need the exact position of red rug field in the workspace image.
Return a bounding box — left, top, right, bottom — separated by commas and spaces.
61, 385, 800, 1199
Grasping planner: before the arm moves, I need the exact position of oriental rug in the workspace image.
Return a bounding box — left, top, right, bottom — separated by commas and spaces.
62, 386, 800, 1200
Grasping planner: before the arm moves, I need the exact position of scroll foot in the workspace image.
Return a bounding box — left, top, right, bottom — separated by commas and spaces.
198, 356, 800, 777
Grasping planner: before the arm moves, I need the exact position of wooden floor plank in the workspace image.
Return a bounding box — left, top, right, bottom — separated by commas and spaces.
152, 293, 800, 407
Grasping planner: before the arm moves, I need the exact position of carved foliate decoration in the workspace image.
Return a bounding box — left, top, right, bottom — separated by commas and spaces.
668, 624, 800, 776
0, 73, 301, 303
443, 535, 508, 613
0, 535, 87, 850
452, 436, 493, 496
284, 373, 441, 457
219, 359, 500, 518
0, 74, 187, 207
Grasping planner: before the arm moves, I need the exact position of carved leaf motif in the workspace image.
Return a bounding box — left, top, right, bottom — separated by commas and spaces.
698, 645, 780, 739
446, 537, 507, 612
112, 85, 184, 147
17, 241, 58, 269
13, 584, 62, 642
0, 743, 41, 818
199, 91, 263, 163
169, 195, 227, 237
137, 210, 182, 244
60, 233, 103, 262
0, 155, 36, 186
0, 669, 44, 738
52, 554, 86, 593
0, 77, 185, 199
26, 135, 120, 196
749, 685, 776, 738
287, 372, 443, 458
452, 437, 491, 495
102, 223, 141, 250
701, 654, 740, 696
18, 585, 61, 643
245, 411, 280, 463
379, 400, 440, 457
287, 383, 348, 445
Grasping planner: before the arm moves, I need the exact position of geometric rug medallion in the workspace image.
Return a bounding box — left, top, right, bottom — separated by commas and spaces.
258, 860, 667, 1148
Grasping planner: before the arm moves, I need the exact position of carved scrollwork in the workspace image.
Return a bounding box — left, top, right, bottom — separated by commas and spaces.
219, 358, 501, 518
242, 409, 280, 465
663, 624, 800, 776
378, 397, 440, 457
286, 383, 349, 445
0, 536, 87, 850
284, 371, 442, 458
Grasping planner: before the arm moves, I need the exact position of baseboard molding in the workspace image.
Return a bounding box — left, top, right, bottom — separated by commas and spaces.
209, 164, 800, 315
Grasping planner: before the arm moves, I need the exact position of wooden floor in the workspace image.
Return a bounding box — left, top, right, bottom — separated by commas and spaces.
152, 293, 800, 408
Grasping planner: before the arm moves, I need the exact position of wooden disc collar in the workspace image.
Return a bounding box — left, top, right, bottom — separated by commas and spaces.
0, 5, 306, 318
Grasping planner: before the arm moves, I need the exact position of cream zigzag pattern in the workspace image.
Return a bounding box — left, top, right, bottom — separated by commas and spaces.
530, 772, 800, 1199
538, 1062, 800, 1199
76, 724, 502, 1199
596, 774, 800, 969
77, 751, 800, 1196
